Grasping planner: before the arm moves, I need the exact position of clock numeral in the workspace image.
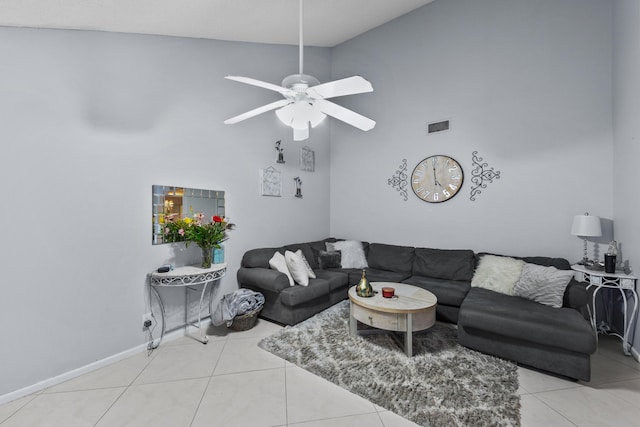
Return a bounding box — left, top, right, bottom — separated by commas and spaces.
433, 193, 439, 201
421, 191, 431, 200
452, 175, 461, 180
449, 184, 458, 191
443, 189, 451, 197
413, 179, 422, 184
414, 168, 425, 177
448, 166, 458, 172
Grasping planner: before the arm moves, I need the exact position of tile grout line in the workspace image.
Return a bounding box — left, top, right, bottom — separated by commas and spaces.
284, 362, 289, 427
189, 338, 229, 427
0, 394, 39, 426
526, 394, 578, 427
91, 348, 161, 427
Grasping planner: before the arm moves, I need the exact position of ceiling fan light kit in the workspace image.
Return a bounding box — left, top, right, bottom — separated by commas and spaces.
224, 0, 375, 141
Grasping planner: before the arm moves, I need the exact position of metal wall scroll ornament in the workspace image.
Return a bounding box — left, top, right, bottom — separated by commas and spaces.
275, 140, 285, 163
470, 151, 501, 201
293, 177, 303, 198
387, 159, 409, 201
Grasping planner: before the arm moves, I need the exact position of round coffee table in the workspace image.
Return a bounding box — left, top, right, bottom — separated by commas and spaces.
348, 282, 437, 356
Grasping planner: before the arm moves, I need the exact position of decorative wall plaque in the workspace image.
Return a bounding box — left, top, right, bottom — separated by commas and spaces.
300, 146, 315, 172
260, 166, 282, 197
470, 151, 501, 201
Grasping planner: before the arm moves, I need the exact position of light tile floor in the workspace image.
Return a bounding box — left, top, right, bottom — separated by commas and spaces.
1, 320, 639, 427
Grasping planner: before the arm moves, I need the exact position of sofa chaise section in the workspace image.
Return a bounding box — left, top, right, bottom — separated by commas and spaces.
458, 284, 596, 381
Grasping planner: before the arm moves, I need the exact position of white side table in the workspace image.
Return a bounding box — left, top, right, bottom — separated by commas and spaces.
149, 263, 227, 346
571, 264, 638, 355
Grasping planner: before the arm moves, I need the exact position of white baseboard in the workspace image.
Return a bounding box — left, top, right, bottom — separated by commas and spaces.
0, 324, 208, 406
631, 345, 640, 363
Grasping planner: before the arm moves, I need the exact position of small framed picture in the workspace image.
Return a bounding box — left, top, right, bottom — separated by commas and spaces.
260, 166, 282, 197
300, 146, 315, 172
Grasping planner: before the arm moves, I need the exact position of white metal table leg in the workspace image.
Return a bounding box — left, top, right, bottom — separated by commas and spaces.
623, 289, 639, 355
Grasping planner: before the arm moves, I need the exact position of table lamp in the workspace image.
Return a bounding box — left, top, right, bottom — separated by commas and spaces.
571, 213, 602, 265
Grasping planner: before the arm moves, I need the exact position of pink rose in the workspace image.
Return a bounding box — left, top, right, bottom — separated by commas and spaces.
178, 228, 185, 236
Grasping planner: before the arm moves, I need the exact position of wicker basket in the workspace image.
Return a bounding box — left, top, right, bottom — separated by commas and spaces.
228, 307, 263, 331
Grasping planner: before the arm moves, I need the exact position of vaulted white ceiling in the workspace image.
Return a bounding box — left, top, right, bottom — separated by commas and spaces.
0, 0, 434, 47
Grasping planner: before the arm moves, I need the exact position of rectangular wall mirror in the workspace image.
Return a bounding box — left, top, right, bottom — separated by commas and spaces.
152, 185, 225, 245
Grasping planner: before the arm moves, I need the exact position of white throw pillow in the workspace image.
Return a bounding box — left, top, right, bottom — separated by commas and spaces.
269, 252, 294, 287
513, 263, 575, 308
285, 250, 310, 286
296, 249, 316, 279
326, 240, 368, 269
471, 255, 525, 295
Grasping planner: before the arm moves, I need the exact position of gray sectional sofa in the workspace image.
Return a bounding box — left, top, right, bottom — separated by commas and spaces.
237, 238, 597, 381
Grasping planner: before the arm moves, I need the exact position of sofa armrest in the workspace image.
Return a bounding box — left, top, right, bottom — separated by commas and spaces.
237, 267, 290, 294
563, 279, 589, 310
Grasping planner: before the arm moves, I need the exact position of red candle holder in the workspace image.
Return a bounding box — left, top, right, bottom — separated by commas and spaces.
381, 287, 395, 298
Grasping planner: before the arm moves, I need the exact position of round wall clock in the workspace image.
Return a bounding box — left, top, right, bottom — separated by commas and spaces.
411, 155, 464, 203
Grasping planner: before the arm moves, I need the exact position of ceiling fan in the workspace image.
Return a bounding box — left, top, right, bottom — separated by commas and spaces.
223, 0, 376, 141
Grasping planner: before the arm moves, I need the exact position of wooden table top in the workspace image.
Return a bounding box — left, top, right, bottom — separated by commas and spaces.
348, 282, 437, 314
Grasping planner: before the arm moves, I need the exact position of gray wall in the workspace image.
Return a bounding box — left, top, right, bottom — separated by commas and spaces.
329, 0, 613, 259
613, 0, 640, 354
1, 0, 635, 399
0, 27, 331, 396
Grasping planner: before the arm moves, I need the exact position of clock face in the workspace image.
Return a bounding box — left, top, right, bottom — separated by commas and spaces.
411, 155, 464, 203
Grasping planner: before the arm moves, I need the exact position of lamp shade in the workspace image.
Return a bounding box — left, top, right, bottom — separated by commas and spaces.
571, 214, 602, 237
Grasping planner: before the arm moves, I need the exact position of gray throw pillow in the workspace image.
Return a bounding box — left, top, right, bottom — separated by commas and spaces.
318, 250, 341, 269
513, 263, 575, 308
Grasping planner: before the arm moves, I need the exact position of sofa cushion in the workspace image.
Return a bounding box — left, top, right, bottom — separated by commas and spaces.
280, 279, 331, 307
314, 270, 350, 292
326, 240, 368, 269
513, 263, 575, 308
367, 243, 415, 275
563, 279, 589, 309
403, 275, 470, 307
307, 239, 339, 268
362, 268, 412, 283
471, 255, 525, 295
242, 247, 280, 268
283, 243, 317, 270
237, 267, 290, 294
285, 250, 310, 286
269, 252, 294, 286
413, 248, 475, 281
476, 252, 571, 271
459, 288, 596, 354
297, 249, 316, 279
318, 250, 342, 269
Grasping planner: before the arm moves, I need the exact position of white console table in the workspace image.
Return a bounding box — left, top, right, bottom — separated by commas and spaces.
571, 264, 638, 355
149, 263, 226, 346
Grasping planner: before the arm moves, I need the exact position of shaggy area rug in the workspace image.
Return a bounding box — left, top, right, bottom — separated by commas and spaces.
258, 301, 520, 427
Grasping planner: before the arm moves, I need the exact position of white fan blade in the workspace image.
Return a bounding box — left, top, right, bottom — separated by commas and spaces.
224, 99, 291, 124
225, 76, 293, 96
314, 99, 376, 131
308, 76, 373, 99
